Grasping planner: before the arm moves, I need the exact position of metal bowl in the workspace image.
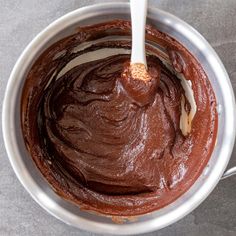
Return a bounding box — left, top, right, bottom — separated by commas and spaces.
2, 3, 236, 235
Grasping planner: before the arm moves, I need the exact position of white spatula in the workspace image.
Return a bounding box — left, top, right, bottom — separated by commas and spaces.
130, 0, 148, 69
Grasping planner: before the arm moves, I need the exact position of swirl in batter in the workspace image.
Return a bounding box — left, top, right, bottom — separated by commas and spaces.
21, 20, 217, 216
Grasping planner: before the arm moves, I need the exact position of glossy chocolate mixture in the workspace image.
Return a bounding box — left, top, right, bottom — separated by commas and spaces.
21, 20, 217, 216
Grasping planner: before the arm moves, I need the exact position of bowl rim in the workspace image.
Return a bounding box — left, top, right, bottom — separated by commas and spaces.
2, 2, 236, 235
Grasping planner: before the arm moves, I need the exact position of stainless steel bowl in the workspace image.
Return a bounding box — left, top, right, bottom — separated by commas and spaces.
2, 3, 236, 235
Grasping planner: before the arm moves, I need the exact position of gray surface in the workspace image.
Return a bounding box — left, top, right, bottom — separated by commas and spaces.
0, 0, 236, 235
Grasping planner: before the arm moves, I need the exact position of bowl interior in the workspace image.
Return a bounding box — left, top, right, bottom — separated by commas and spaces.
3, 3, 236, 235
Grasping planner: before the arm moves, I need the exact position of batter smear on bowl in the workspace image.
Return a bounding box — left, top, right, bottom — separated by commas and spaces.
21, 20, 217, 216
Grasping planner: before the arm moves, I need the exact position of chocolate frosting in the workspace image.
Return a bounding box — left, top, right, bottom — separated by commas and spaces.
21, 20, 217, 216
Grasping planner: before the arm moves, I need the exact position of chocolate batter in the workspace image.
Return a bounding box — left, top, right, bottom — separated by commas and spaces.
21, 20, 217, 216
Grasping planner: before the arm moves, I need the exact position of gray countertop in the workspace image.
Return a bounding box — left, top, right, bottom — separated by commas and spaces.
0, 0, 236, 235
